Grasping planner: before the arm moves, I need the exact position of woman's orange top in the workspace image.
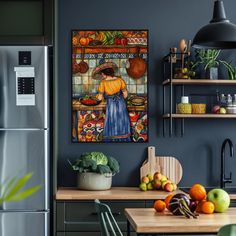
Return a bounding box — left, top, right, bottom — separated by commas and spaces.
98, 77, 126, 96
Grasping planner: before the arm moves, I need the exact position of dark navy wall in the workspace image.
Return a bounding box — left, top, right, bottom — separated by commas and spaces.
57, 0, 236, 187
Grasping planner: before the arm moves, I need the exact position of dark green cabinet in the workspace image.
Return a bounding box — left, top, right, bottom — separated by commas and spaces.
56, 200, 147, 235
0, 0, 53, 45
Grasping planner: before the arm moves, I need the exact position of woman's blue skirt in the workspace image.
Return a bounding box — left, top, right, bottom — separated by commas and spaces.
103, 92, 131, 142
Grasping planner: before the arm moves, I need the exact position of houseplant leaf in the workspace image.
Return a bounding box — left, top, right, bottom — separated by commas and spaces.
4, 172, 34, 201
5, 185, 41, 202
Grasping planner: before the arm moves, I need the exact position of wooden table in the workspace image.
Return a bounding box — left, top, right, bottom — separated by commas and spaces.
125, 207, 236, 235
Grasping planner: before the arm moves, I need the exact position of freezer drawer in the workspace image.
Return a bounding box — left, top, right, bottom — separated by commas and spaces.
0, 130, 49, 210
0, 46, 49, 129
0, 211, 48, 236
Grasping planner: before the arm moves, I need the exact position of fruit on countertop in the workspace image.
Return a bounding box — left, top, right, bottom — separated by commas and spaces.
189, 184, 230, 214
201, 201, 215, 214
153, 183, 231, 218
154, 200, 166, 212
164, 193, 174, 210
189, 184, 207, 201
141, 176, 149, 184
207, 188, 230, 213
139, 182, 147, 191
139, 172, 177, 192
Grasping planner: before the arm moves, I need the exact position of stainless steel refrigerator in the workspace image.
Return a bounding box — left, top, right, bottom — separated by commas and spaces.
0, 46, 50, 236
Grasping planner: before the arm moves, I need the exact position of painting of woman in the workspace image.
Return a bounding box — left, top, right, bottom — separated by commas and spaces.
93, 62, 131, 142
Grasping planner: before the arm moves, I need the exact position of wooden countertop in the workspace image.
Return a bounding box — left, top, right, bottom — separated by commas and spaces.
55, 187, 184, 200
230, 194, 236, 200
125, 207, 236, 234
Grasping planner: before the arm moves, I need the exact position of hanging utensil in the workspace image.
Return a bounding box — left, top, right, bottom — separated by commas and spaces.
126, 46, 147, 79
187, 40, 192, 56
179, 39, 187, 69
170, 47, 177, 63
78, 47, 89, 74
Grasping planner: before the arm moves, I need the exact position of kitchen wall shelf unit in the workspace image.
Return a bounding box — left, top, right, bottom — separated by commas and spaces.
0, 0, 53, 45
162, 52, 236, 137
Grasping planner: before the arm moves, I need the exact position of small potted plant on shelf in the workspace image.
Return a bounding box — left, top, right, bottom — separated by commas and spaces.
69, 152, 120, 190
220, 60, 236, 80
190, 49, 221, 80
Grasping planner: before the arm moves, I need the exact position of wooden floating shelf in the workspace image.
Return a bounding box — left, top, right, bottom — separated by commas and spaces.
163, 113, 236, 119
162, 79, 236, 85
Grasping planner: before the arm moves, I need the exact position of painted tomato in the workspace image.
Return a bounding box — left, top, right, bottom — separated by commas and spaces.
120, 38, 128, 45
79, 37, 90, 46
115, 38, 121, 45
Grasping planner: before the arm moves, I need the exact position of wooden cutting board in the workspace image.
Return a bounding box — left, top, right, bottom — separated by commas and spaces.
140, 146, 183, 184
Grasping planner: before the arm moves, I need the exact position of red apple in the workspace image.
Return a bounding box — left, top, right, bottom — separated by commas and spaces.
164, 183, 174, 192
212, 105, 220, 114
152, 179, 162, 190
141, 176, 149, 184
153, 172, 162, 181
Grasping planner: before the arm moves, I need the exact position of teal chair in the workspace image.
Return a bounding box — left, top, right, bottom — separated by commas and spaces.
217, 224, 236, 236
94, 199, 123, 236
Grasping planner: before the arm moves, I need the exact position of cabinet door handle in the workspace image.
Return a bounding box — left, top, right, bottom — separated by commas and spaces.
91, 212, 121, 216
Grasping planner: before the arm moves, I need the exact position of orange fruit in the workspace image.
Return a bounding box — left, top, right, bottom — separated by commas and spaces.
154, 200, 166, 212
201, 201, 215, 214
189, 184, 207, 201
164, 193, 174, 210
196, 200, 206, 213
72, 36, 79, 46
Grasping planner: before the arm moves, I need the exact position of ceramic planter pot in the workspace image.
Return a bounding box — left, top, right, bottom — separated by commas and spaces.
207, 67, 218, 80
77, 172, 112, 190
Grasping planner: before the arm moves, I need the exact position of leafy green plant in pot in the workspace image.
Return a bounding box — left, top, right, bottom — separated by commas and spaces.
69, 152, 120, 190
190, 49, 221, 80
220, 60, 236, 80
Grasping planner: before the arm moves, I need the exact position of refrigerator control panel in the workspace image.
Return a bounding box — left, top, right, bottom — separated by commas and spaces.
14, 67, 35, 106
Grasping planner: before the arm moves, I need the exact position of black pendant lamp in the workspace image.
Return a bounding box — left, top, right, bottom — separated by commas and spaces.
192, 0, 236, 49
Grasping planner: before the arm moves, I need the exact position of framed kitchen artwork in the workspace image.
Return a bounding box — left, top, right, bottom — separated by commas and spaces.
71, 30, 148, 143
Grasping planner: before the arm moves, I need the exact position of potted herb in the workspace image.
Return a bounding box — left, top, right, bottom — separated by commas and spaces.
69, 152, 120, 190
190, 49, 221, 80
220, 60, 236, 80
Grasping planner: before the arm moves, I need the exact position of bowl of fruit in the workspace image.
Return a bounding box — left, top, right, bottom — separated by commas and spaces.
80, 95, 101, 106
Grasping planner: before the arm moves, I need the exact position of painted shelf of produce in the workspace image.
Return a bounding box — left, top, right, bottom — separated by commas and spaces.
163, 113, 236, 119
163, 79, 236, 85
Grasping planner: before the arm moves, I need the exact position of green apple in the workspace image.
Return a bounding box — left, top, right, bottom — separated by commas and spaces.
147, 174, 154, 182
207, 189, 230, 213
160, 175, 167, 182
139, 182, 147, 191
220, 107, 226, 114
147, 182, 153, 190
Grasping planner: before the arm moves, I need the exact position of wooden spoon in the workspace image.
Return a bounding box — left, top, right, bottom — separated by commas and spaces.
78, 47, 89, 74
